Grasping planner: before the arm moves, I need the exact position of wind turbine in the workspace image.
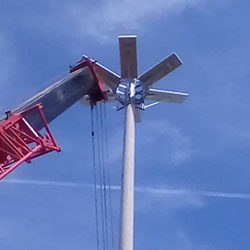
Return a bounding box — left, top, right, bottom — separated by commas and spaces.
83, 35, 189, 250
0, 34, 188, 248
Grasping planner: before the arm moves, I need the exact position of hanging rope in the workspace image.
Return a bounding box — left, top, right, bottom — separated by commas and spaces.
91, 101, 116, 250
95, 104, 106, 250
100, 102, 109, 250
103, 102, 115, 250
90, 105, 100, 250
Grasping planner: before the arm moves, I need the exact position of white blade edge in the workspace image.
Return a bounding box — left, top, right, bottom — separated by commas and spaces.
146, 88, 189, 103
90, 60, 121, 91
138, 53, 182, 88
119, 35, 138, 79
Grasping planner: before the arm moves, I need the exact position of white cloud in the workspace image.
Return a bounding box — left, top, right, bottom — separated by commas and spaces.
136, 186, 204, 215
0, 0, 211, 48
138, 120, 197, 165
171, 230, 214, 250
0, 36, 15, 83
70, 0, 207, 41
0, 35, 19, 113
13, 0, 207, 42
139, 186, 250, 199
3, 179, 250, 200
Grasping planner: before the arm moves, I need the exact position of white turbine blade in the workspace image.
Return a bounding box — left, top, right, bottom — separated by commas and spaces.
139, 53, 182, 88
91, 60, 121, 91
119, 35, 138, 78
146, 88, 189, 103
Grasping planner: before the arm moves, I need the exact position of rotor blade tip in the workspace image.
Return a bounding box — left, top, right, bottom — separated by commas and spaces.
119, 35, 137, 39
172, 52, 183, 65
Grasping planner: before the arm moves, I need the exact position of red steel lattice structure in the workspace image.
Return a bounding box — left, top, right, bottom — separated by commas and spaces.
0, 104, 61, 180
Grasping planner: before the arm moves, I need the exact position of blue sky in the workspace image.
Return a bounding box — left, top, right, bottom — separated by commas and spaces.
1, 0, 250, 249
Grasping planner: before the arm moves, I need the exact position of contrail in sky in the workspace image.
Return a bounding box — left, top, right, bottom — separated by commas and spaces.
2, 179, 250, 200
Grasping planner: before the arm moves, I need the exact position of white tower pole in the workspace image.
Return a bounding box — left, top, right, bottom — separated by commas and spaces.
116, 34, 187, 250
120, 103, 136, 250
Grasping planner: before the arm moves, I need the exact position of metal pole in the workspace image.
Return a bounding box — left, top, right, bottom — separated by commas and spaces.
120, 103, 135, 250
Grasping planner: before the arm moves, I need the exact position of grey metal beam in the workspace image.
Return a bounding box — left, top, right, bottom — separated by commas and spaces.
1, 67, 95, 130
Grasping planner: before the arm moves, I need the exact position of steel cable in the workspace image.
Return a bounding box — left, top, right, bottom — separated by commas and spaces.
95, 104, 106, 250
90, 105, 100, 250
100, 102, 109, 250
91, 102, 115, 250
103, 102, 115, 250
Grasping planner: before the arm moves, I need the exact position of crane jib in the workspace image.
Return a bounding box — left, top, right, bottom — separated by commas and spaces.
0, 56, 107, 180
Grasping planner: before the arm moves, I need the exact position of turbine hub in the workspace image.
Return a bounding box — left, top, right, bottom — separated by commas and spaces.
116, 79, 146, 106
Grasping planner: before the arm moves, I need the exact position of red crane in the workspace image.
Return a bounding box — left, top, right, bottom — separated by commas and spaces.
0, 56, 107, 180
